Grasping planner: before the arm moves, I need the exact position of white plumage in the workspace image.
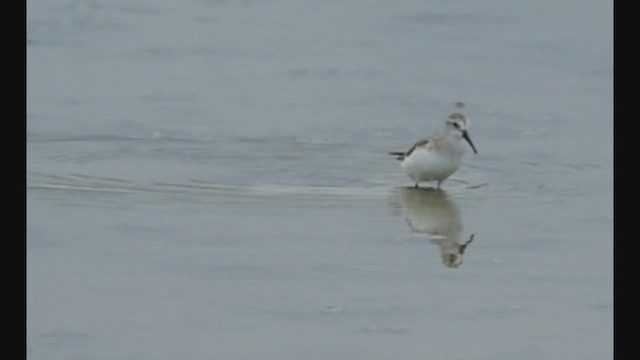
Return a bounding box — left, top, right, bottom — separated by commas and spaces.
389, 112, 477, 188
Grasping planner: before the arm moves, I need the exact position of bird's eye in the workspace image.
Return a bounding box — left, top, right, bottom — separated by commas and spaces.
453, 122, 460, 128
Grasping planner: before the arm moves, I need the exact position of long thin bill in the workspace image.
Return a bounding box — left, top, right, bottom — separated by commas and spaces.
462, 131, 478, 154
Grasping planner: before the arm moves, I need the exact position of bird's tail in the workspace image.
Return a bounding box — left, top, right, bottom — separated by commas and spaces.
388, 151, 406, 161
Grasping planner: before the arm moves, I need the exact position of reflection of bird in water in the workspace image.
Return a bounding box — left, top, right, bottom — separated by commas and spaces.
397, 187, 475, 268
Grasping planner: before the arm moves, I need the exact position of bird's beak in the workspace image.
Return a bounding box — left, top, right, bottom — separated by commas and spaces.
462, 131, 478, 154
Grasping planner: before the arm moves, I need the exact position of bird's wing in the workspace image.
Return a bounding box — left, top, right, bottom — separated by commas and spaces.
389, 136, 442, 160
406, 135, 444, 156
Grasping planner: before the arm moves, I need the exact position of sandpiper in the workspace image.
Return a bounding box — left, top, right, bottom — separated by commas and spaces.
389, 112, 478, 188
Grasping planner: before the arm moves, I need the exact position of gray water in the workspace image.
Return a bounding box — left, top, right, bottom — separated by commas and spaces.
27, 0, 613, 359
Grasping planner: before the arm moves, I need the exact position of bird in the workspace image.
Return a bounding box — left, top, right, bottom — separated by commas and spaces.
389, 112, 478, 188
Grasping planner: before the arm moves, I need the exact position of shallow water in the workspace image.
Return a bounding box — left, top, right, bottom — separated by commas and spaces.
28, 0, 612, 359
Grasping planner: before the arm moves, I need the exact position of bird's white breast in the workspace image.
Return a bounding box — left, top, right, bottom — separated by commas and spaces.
401, 141, 465, 182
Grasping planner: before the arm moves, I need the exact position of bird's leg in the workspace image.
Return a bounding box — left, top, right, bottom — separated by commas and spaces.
436, 180, 443, 189
414, 182, 419, 188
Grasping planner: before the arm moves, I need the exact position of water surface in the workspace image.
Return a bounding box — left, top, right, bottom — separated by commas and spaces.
27, 0, 612, 359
